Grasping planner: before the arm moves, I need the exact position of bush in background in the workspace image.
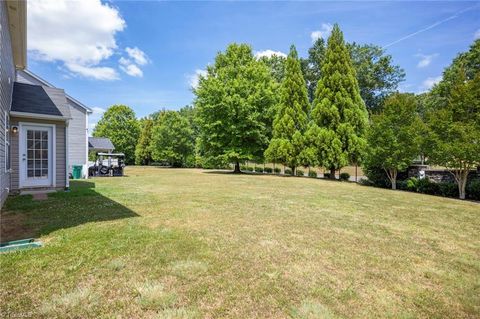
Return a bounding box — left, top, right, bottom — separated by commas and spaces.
362, 166, 390, 188
274, 167, 281, 174
254, 167, 264, 173
284, 168, 292, 175
466, 179, 480, 200
244, 166, 254, 172
323, 173, 331, 179
339, 172, 350, 181
296, 170, 304, 177
264, 167, 273, 173
308, 171, 317, 178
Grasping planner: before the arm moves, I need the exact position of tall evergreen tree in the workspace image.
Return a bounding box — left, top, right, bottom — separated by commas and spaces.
305, 24, 369, 178
265, 45, 309, 174
135, 118, 154, 165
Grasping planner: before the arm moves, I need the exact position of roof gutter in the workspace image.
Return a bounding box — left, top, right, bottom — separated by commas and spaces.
6, 0, 27, 69
10, 111, 71, 121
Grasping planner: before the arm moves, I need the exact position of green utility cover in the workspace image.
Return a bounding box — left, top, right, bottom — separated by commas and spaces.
0, 238, 42, 253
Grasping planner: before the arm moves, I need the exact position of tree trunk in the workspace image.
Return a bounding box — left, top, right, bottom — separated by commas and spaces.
456, 170, 469, 200
329, 167, 336, 179
291, 167, 296, 176
355, 164, 358, 183
391, 179, 397, 190
385, 168, 398, 190
233, 161, 241, 173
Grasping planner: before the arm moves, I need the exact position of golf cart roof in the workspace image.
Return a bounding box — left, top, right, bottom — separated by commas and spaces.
97, 152, 125, 157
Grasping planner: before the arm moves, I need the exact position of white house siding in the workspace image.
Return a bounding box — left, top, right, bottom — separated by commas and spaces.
0, 1, 16, 207
67, 100, 88, 178
16, 70, 89, 178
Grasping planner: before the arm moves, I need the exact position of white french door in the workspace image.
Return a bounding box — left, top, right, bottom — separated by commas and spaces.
19, 124, 55, 188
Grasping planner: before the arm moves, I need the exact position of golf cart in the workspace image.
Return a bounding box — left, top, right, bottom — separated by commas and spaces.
89, 152, 125, 177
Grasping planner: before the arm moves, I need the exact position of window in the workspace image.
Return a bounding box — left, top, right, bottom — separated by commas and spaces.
5, 112, 10, 171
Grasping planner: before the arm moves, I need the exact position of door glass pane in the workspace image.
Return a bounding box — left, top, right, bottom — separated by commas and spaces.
26, 129, 49, 180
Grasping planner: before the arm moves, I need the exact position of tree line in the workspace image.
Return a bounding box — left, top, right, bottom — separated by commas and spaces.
92, 24, 479, 199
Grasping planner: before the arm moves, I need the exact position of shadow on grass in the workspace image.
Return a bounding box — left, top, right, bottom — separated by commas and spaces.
0, 180, 138, 243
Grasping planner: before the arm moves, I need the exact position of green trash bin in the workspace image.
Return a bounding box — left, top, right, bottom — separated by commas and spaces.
72, 165, 83, 179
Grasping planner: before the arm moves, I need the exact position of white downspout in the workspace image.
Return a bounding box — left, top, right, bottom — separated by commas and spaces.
65, 120, 69, 189
85, 111, 89, 179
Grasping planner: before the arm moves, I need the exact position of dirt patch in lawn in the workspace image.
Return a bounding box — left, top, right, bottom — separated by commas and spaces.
0, 212, 38, 243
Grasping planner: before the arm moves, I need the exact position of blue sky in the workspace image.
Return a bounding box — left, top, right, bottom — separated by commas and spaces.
26, 1, 480, 129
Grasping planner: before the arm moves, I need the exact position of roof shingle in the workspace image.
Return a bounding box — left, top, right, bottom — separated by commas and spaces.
11, 82, 71, 118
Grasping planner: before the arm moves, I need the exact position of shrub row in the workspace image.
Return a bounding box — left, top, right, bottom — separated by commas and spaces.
238, 166, 355, 182
397, 177, 480, 200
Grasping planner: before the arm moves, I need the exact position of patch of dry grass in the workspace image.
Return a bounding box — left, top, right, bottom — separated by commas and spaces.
0, 167, 479, 318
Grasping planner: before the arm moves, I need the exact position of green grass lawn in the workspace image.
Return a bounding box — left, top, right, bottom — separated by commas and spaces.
1, 167, 479, 318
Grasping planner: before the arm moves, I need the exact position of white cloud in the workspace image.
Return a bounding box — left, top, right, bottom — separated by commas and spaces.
66, 63, 119, 81
118, 48, 149, 77
119, 63, 143, 77
125, 47, 149, 65
28, 0, 125, 80
254, 50, 287, 59
187, 69, 207, 89
421, 76, 442, 91
311, 23, 333, 43
415, 53, 438, 68
475, 29, 480, 40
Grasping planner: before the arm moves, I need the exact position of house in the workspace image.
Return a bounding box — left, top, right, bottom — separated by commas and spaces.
16, 70, 92, 179
88, 137, 115, 153
1, 0, 91, 208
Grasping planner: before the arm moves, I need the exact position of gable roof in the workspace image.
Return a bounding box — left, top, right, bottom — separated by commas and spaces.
11, 82, 71, 119
17, 69, 92, 113
88, 137, 115, 151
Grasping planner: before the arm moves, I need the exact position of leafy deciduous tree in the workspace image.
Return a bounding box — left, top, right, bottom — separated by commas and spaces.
364, 93, 422, 190
300, 37, 326, 102
425, 41, 480, 199
194, 43, 276, 173
93, 104, 140, 164
348, 43, 405, 113
151, 111, 195, 167
259, 54, 286, 84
